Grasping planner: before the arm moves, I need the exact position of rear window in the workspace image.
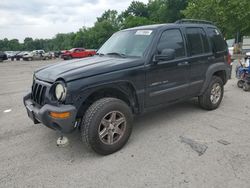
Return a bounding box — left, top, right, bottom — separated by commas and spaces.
186, 27, 210, 55
207, 28, 227, 52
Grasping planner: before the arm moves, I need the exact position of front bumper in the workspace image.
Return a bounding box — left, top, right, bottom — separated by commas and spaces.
23, 93, 77, 133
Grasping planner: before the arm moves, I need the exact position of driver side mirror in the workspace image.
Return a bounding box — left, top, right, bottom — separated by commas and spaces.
154, 48, 175, 63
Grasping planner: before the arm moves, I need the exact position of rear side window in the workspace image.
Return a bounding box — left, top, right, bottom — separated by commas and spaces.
207, 28, 227, 52
186, 27, 210, 55
157, 29, 186, 58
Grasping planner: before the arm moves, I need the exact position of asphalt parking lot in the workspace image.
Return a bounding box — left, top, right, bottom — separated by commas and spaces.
0, 59, 250, 188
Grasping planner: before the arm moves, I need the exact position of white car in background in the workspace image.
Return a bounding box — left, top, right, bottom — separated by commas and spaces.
23, 50, 51, 61
242, 36, 250, 54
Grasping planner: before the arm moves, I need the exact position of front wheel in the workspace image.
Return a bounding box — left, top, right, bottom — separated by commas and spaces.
81, 98, 133, 155
199, 76, 224, 110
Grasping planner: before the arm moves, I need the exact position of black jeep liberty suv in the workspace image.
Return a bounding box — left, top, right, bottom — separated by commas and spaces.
24, 19, 231, 155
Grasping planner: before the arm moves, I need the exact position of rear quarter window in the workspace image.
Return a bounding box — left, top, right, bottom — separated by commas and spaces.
207, 28, 227, 53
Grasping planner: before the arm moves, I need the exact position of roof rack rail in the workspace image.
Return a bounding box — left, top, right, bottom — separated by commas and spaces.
175, 19, 214, 25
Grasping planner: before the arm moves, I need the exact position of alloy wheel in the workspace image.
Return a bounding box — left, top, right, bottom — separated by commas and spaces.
98, 111, 126, 145
210, 83, 222, 104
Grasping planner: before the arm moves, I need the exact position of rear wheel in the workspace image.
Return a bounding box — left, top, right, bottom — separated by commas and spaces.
199, 76, 224, 110
237, 80, 244, 88
81, 98, 133, 155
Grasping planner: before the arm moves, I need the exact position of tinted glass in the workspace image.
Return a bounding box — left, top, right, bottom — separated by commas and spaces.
158, 29, 185, 58
200, 29, 210, 53
186, 27, 211, 55
186, 28, 203, 55
208, 28, 227, 52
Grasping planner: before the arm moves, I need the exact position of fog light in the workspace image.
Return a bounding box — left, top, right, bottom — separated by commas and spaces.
50, 112, 71, 119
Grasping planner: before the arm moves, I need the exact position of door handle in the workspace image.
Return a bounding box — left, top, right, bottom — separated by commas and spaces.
177, 62, 189, 66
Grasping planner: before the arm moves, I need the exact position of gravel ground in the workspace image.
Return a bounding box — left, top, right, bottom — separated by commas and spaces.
0, 59, 250, 188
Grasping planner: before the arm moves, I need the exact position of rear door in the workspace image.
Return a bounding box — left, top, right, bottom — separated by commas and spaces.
145, 28, 189, 107
185, 27, 212, 96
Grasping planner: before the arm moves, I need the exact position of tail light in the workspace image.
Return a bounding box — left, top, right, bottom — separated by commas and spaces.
227, 53, 232, 65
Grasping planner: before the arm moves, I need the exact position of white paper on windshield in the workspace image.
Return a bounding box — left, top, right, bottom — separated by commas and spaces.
135, 30, 152, 35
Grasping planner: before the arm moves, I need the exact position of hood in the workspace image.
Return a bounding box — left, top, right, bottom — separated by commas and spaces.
35, 56, 143, 83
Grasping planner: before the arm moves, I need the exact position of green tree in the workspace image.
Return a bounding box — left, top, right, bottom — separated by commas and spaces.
82, 10, 120, 49
183, 0, 250, 38
148, 0, 187, 23
124, 1, 149, 17
122, 16, 154, 29
23, 37, 34, 50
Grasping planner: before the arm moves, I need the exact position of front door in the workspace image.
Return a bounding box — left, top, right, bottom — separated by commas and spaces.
145, 28, 190, 107
73, 49, 83, 58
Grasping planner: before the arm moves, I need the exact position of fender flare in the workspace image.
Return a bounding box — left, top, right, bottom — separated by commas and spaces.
73, 80, 142, 115
200, 62, 230, 94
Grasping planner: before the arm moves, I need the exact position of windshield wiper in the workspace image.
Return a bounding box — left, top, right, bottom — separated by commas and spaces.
106, 52, 127, 58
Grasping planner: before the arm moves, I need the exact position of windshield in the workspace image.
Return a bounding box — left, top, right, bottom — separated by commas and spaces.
97, 30, 154, 57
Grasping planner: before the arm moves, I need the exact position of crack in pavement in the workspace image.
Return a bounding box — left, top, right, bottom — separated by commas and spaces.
180, 136, 208, 156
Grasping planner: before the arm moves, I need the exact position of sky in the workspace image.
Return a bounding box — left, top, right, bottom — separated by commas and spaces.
0, 0, 148, 42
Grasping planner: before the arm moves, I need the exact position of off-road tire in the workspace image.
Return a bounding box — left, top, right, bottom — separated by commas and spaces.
237, 80, 244, 88
243, 83, 250, 91
198, 76, 224, 110
81, 98, 133, 155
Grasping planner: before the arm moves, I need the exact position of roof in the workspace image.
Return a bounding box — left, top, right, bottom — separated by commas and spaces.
123, 24, 174, 31
122, 20, 216, 32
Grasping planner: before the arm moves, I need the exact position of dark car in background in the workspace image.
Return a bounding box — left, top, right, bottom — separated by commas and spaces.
10, 51, 30, 61
0, 51, 8, 62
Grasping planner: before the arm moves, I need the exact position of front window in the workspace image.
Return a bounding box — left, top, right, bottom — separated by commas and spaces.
98, 30, 155, 57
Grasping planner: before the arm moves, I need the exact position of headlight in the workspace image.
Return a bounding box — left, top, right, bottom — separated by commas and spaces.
55, 83, 67, 101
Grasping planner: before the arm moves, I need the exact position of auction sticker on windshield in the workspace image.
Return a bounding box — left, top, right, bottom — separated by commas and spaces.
135, 30, 152, 35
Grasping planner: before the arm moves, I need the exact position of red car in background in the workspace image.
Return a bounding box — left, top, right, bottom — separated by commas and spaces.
61, 48, 96, 60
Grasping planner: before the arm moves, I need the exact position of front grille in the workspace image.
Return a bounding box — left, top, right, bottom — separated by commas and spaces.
31, 82, 47, 105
